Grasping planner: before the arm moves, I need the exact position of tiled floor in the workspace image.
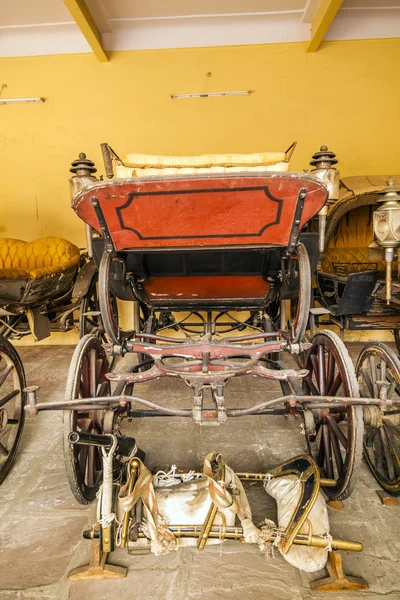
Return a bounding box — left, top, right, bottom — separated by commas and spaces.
0, 343, 399, 600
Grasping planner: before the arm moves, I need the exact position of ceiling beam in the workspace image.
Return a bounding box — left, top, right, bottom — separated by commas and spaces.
62, 0, 108, 62
306, 0, 343, 53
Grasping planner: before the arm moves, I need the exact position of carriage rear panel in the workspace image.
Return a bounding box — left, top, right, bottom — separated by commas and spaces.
73, 174, 327, 251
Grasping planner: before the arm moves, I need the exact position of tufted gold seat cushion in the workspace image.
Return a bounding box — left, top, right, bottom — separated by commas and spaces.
320, 204, 394, 275
0, 237, 80, 280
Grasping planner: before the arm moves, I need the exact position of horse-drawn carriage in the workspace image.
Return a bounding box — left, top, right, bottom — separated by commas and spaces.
0, 168, 110, 484
22, 142, 399, 589
315, 168, 400, 497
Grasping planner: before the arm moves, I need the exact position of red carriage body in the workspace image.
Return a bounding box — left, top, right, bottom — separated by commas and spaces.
73, 173, 327, 306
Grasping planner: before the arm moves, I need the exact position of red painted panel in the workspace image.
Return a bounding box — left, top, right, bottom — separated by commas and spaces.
146, 276, 269, 301
73, 173, 327, 251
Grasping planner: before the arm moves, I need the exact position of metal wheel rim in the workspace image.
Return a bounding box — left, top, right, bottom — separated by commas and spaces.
64, 335, 113, 503
356, 342, 400, 496
98, 251, 120, 345
303, 330, 362, 500
0, 337, 26, 485
290, 243, 311, 344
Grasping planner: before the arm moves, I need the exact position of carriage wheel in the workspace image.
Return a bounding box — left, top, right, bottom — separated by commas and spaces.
303, 330, 363, 500
63, 334, 115, 504
99, 251, 121, 345
393, 330, 400, 356
79, 276, 119, 343
356, 342, 400, 496
288, 243, 311, 344
0, 337, 26, 485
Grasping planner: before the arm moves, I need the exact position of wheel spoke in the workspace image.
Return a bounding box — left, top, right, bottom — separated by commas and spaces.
98, 380, 110, 397
90, 349, 97, 397
380, 359, 387, 383
380, 426, 396, 481
318, 426, 325, 467
0, 440, 9, 455
87, 445, 95, 488
318, 345, 326, 395
95, 357, 105, 388
384, 425, 400, 478
326, 351, 335, 393
369, 355, 379, 398
327, 418, 344, 477
359, 368, 375, 398
0, 389, 19, 409
304, 376, 320, 396
322, 423, 334, 479
78, 444, 89, 475
78, 378, 87, 399
0, 363, 14, 387
327, 372, 342, 397
327, 415, 348, 450
310, 354, 320, 391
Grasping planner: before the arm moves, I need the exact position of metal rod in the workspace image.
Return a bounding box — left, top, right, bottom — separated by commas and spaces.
91, 197, 114, 253
223, 331, 281, 343
26, 392, 382, 416
127, 408, 289, 418
164, 471, 337, 488
68, 431, 114, 447
85, 224, 94, 258
120, 458, 140, 549
135, 525, 362, 552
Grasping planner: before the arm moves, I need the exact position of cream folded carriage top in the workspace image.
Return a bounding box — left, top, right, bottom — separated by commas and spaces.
113, 142, 297, 178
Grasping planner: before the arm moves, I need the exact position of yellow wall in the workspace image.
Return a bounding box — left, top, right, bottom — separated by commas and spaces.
1, 38, 399, 344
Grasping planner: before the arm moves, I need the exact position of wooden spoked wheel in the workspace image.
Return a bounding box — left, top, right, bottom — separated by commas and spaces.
356, 342, 400, 496
79, 276, 119, 344
393, 330, 400, 357
0, 337, 26, 485
287, 243, 311, 344
303, 330, 363, 500
63, 334, 114, 504
99, 251, 127, 345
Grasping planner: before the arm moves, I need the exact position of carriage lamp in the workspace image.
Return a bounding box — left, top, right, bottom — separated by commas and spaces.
309, 146, 340, 253
70, 153, 98, 258
373, 177, 400, 303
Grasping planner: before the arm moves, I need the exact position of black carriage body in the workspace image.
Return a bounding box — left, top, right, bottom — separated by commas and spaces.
0, 266, 78, 310
91, 232, 319, 311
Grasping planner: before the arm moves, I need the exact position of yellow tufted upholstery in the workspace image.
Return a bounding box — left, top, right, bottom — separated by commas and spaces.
0, 237, 80, 280
320, 204, 395, 275
114, 146, 295, 178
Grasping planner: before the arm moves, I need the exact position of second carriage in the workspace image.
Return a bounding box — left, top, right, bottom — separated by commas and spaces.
315, 166, 400, 496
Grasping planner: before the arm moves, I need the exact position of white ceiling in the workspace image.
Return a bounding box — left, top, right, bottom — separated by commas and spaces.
0, 0, 399, 57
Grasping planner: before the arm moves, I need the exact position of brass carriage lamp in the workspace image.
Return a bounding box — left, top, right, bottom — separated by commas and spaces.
310, 146, 340, 253
373, 178, 400, 303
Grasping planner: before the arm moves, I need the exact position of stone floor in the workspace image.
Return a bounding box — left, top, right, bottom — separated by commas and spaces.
0, 343, 399, 600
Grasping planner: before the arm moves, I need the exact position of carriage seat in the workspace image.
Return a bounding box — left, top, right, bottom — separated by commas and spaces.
320, 246, 392, 276
113, 143, 296, 178
0, 237, 80, 280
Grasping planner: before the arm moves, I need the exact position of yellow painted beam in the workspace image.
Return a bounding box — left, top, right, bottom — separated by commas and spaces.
306, 0, 343, 53
63, 0, 108, 62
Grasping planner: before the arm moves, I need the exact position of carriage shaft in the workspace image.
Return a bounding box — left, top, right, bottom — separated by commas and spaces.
133, 525, 362, 552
